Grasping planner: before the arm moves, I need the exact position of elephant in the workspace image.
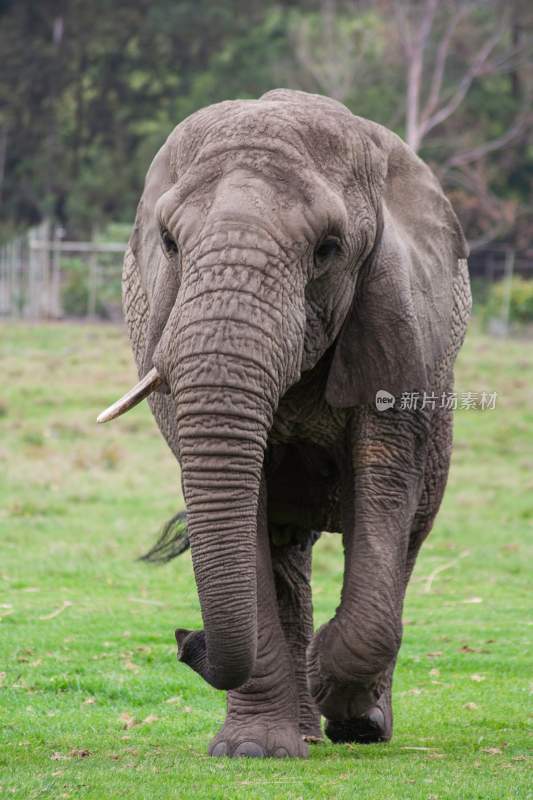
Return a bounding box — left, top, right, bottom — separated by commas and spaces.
98, 89, 471, 758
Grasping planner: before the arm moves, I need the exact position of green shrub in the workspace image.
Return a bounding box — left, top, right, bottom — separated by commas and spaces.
470, 277, 492, 312
61, 257, 120, 318
61, 258, 91, 317
482, 277, 533, 325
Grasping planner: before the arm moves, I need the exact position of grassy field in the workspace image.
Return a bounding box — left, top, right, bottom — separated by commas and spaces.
0, 322, 531, 800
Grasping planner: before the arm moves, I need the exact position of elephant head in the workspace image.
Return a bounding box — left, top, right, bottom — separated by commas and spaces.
99, 90, 467, 691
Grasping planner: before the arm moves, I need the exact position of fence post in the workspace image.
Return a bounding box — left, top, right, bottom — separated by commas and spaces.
26, 220, 48, 318
40, 220, 50, 318
50, 225, 63, 318
501, 248, 515, 337
27, 227, 37, 318
8, 239, 15, 316
0, 241, 5, 315
7, 238, 16, 317
87, 232, 98, 318
16, 234, 26, 317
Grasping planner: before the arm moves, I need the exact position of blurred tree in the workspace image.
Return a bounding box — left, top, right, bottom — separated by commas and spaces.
0, 0, 530, 251
388, 0, 532, 248
285, 0, 532, 249
285, 1, 399, 125
0, 0, 280, 236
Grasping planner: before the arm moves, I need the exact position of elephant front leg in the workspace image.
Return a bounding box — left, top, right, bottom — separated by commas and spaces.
207, 482, 307, 759
307, 408, 428, 744
323, 659, 395, 744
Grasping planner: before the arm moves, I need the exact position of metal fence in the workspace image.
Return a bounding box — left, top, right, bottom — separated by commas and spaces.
1, 223, 532, 329
468, 246, 533, 336
0, 222, 126, 320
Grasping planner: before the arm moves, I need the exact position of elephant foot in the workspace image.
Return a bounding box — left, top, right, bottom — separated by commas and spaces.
308, 663, 384, 722
325, 699, 392, 744
307, 623, 389, 722
208, 720, 308, 758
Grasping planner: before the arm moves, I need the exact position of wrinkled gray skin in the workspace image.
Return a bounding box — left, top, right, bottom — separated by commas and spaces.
122, 90, 471, 758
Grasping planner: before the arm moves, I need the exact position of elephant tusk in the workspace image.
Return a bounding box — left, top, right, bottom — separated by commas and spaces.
96, 367, 162, 424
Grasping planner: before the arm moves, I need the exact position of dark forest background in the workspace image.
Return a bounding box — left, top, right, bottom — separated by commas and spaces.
0, 0, 531, 253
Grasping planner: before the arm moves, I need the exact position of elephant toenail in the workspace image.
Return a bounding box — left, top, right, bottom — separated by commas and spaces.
210, 742, 228, 757
274, 747, 289, 757
367, 707, 385, 727
234, 742, 265, 758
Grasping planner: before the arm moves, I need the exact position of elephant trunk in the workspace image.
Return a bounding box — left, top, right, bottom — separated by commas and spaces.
174, 390, 267, 689
158, 248, 302, 690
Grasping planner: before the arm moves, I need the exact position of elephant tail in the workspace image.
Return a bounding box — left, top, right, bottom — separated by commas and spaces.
139, 510, 190, 564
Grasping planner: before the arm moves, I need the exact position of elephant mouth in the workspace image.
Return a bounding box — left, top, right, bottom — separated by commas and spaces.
96, 366, 162, 424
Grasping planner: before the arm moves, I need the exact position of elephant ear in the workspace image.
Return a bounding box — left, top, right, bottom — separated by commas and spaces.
122, 141, 182, 460
124, 140, 181, 376
325, 126, 468, 408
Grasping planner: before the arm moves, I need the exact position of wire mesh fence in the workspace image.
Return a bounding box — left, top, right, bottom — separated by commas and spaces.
0, 222, 126, 321
468, 247, 533, 336
0, 222, 532, 333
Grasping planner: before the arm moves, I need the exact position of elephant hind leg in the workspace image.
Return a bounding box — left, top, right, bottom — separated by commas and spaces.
272, 537, 323, 742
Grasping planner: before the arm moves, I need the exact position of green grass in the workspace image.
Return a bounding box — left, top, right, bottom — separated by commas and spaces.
0, 321, 531, 800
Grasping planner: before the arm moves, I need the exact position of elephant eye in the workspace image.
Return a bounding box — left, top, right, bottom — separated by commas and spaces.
160, 228, 178, 258
314, 236, 342, 269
